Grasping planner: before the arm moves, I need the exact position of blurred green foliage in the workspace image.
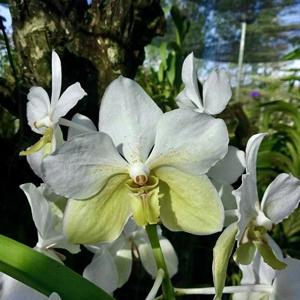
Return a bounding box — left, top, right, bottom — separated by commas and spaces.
137, 5, 190, 111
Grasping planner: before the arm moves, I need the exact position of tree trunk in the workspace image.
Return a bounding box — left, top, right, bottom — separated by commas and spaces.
5, 0, 165, 121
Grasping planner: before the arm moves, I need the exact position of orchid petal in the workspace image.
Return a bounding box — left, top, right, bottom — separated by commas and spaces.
51, 125, 64, 151
254, 237, 286, 270
147, 109, 229, 175
63, 174, 132, 243
176, 91, 198, 110
27, 148, 44, 178
213, 181, 237, 226
213, 222, 237, 300
20, 183, 60, 243
245, 133, 267, 179
273, 257, 300, 300
234, 174, 259, 242
50, 51, 62, 107
208, 146, 245, 184
51, 83, 86, 123
203, 69, 232, 115
83, 248, 119, 294
258, 235, 283, 284
99, 76, 162, 164
261, 173, 300, 224
20, 183, 80, 254
234, 242, 256, 265
0, 274, 51, 300
156, 166, 224, 235
176, 52, 203, 110
27, 126, 63, 179
42, 132, 128, 199
137, 237, 178, 278
27, 87, 50, 134
67, 113, 97, 140
114, 244, 132, 287
234, 237, 282, 300
49, 293, 61, 300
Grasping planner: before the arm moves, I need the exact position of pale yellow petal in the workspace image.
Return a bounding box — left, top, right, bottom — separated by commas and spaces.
155, 166, 224, 235
63, 174, 132, 244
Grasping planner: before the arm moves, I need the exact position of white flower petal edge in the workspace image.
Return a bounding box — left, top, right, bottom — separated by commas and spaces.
261, 173, 300, 224
20, 183, 80, 254
67, 113, 97, 140
234, 174, 259, 242
136, 236, 178, 278
83, 248, 120, 295
42, 132, 128, 199
0, 274, 60, 300
176, 52, 202, 109
147, 109, 229, 175
99, 75, 163, 164
49, 293, 61, 300
27, 126, 64, 178
208, 146, 245, 185
245, 133, 267, 179
27, 87, 51, 134
51, 82, 87, 124
50, 50, 62, 108
202, 69, 232, 115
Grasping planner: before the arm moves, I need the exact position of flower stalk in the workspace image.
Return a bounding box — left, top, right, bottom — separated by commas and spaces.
174, 285, 273, 296
145, 224, 176, 300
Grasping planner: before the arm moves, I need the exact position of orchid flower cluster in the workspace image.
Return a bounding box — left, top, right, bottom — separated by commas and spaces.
2, 50, 300, 300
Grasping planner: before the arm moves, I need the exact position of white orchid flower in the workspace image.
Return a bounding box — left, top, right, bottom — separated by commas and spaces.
212, 133, 300, 299
42, 75, 228, 244
83, 219, 178, 294
176, 52, 232, 115
20, 183, 80, 259
233, 238, 300, 300
233, 133, 300, 269
21, 50, 86, 159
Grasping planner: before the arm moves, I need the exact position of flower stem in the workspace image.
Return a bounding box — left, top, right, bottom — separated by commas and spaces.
146, 268, 165, 300
174, 285, 273, 296
145, 224, 175, 300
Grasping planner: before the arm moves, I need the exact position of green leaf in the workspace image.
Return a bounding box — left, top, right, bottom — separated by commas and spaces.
234, 242, 256, 265
254, 240, 287, 270
166, 53, 176, 85
212, 223, 237, 300
0, 235, 114, 300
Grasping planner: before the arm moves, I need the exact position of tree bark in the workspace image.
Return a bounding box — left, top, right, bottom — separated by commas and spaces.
6, 0, 165, 121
